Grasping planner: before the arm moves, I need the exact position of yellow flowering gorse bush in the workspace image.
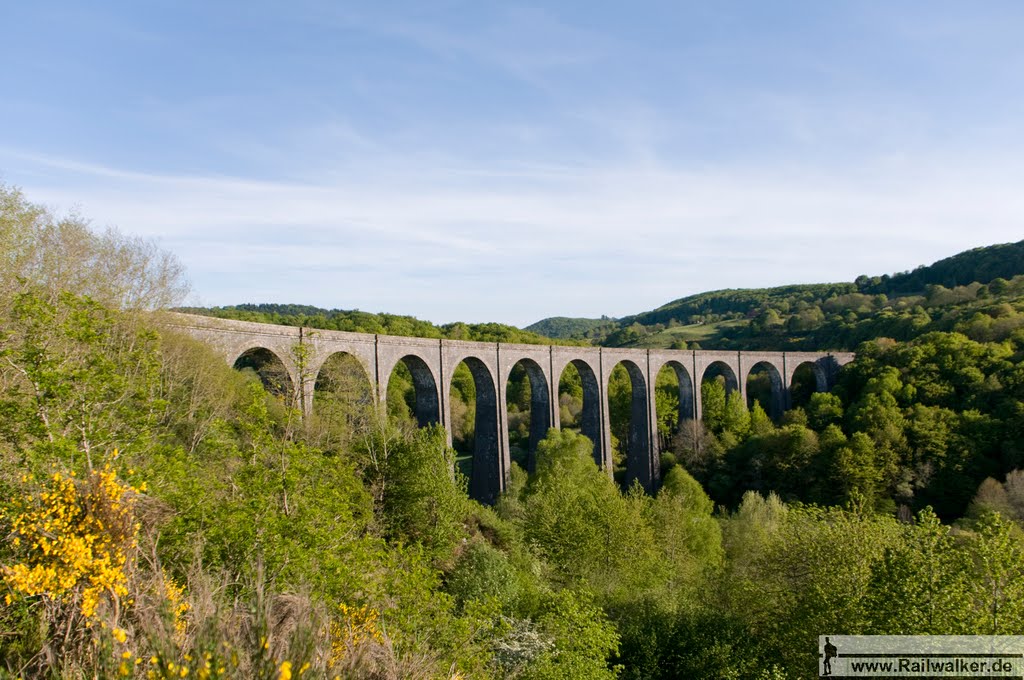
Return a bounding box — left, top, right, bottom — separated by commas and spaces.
2, 455, 140, 619
162, 569, 190, 641
328, 603, 384, 667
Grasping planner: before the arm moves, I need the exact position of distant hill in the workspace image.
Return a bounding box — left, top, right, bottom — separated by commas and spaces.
526, 240, 1024, 350
523, 316, 618, 340
864, 238, 1024, 295
626, 283, 857, 327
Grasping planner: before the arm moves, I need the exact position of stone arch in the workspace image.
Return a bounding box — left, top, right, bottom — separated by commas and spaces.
389, 354, 441, 427
658, 360, 696, 425
609, 360, 651, 491
233, 347, 295, 401
558, 359, 603, 469
505, 358, 552, 474
313, 351, 375, 411
314, 351, 373, 394
451, 356, 501, 505
790, 360, 828, 408
702, 361, 739, 394
746, 361, 784, 420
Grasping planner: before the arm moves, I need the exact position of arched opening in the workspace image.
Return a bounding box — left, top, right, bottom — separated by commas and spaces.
505, 359, 551, 474
233, 347, 294, 403
700, 361, 739, 434
746, 361, 784, 421
311, 352, 374, 451
558, 360, 602, 468
702, 361, 739, 394
790, 361, 827, 409
654, 362, 695, 477
608, 361, 651, 491
655, 361, 695, 449
449, 358, 501, 504
384, 355, 440, 428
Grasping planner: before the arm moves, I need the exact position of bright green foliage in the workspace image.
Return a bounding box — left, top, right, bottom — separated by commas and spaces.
522, 589, 621, 680
654, 367, 681, 446
306, 350, 375, 453
735, 506, 902, 676
0, 290, 163, 471
719, 492, 790, 625
723, 390, 751, 439
445, 540, 521, 611
522, 430, 663, 594
748, 400, 774, 437
683, 326, 1024, 516
832, 431, 885, 507
384, 359, 417, 426
647, 467, 723, 597
864, 508, 974, 634
969, 512, 1024, 634
807, 392, 844, 430
353, 421, 469, 560
557, 362, 584, 430
449, 361, 477, 455
607, 364, 633, 467
701, 379, 727, 433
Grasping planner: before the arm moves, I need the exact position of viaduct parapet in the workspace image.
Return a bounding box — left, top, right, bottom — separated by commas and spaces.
162, 313, 854, 504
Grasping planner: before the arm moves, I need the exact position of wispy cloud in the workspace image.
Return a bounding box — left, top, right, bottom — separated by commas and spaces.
4, 144, 1022, 326
332, 5, 610, 92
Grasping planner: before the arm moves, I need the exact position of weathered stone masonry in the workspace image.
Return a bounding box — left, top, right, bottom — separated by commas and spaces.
163, 313, 854, 504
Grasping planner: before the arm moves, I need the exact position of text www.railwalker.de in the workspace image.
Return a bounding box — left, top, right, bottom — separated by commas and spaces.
848, 657, 1016, 675
820, 636, 1024, 678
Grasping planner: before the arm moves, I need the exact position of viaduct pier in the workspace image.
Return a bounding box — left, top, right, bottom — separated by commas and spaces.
165, 313, 854, 504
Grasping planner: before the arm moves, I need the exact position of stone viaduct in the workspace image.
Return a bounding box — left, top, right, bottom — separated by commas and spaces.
163, 313, 854, 505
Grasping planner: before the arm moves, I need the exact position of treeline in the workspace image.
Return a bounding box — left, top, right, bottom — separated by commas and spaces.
590, 274, 1024, 351
863, 239, 1024, 295
181, 302, 585, 346
528, 240, 1024, 351
663, 328, 1024, 521
523, 316, 619, 342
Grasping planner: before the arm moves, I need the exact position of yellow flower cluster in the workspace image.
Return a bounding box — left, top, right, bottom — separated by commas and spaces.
141, 650, 228, 680
162, 569, 190, 641
328, 603, 384, 667
2, 460, 139, 619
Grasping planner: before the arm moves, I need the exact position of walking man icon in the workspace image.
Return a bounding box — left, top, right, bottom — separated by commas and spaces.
823, 637, 838, 676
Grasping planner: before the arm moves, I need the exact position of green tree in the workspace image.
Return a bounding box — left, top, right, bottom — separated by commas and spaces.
864, 508, 974, 634
701, 379, 727, 434
969, 512, 1024, 634
0, 290, 163, 471
647, 466, 723, 599
806, 392, 843, 430
354, 420, 470, 560
723, 389, 751, 439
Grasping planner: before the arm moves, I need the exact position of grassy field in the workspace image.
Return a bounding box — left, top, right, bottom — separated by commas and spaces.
631, 319, 749, 349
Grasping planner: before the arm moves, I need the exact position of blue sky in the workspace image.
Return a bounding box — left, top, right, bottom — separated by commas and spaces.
3, 2, 1024, 326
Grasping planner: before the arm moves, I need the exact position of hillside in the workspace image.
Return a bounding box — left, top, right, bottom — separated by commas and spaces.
528, 240, 1024, 350
866, 238, 1024, 294
523, 315, 618, 340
